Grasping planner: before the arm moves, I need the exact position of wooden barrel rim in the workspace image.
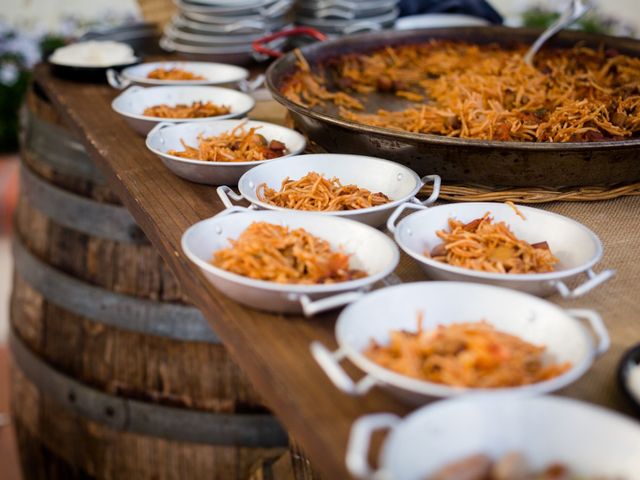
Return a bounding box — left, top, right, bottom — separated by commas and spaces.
20, 164, 146, 244
12, 238, 219, 343
10, 332, 288, 447
23, 109, 105, 186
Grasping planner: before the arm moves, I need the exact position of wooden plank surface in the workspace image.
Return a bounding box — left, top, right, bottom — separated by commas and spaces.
32, 64, 639, 479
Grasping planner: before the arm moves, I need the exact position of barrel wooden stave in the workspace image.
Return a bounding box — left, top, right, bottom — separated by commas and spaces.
22, 88, 120, 204
10, 84, 288, 479
15, 194, 184, 302
11, 273, 262, 412
12, 367, 281, 480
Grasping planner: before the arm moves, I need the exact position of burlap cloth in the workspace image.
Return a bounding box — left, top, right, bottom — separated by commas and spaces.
252, 100, 640, 416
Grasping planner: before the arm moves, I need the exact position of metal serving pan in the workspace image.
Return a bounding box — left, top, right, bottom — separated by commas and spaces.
265, 27, 640, 188
311, 281, 608, 403
217, 153, 440, 227
346, 396, 640, 479
386, 202, 614, 297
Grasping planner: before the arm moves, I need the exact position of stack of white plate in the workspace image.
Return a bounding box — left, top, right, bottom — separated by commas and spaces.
295, 0, 400, 36
161, 0, 295, 65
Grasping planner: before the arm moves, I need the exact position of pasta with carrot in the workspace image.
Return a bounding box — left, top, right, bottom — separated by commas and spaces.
365, 314, 571, 388
212, 221, 367, 284
282, 42, 640, 142
257, 171, 391, 211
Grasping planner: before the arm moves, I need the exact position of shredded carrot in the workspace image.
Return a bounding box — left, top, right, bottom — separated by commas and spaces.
212, 222, 367, 284
143, 101, 230, 118
257, 171, 391, 211
147, 67, 205, 81
365, 315, 571, 388
168, 122, 287, 162
282, 42, 640, 142
427, 213, 558, 274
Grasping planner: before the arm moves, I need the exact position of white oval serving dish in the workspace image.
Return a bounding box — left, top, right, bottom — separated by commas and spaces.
346, 395, 640, 479
387, 202, 614, 298
217, 154, 441, 228
181, 209, 400, 315
107, 60, 249, 89
146, 120, 306, 185
111, 85, 254, 135
312, 281, 609, 403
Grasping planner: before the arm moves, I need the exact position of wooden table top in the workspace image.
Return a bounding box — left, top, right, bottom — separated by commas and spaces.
33, 64, 639, 479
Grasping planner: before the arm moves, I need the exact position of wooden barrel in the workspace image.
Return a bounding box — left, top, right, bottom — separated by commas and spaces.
10, 86, 288, 480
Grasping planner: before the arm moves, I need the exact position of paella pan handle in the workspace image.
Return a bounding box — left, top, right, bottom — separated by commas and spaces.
106, 69, 130, 90
412, 174, 441, 206
298, 290, 366, 317
346, 413, 400, 479
310, 342, 378, 395
217, 185, 246, 210
252, 27, 328, 59
386, 202, 428, 234
564, 308, 610, 357
552, 268, 615, 299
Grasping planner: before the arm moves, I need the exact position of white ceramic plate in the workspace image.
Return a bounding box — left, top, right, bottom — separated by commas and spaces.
111, 85, 254, 135
107, 61, 249, 89
387, 202, 614, 298
346, 395, 640, 479
312, 281, 609, 403
181, 209, 400, 314
146, 119, 306, 185
217, 154, 440, 227
395, 13, 490, 30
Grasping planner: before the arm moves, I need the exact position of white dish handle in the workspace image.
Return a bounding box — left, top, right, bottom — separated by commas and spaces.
298, 290, 366, 317
412, 174, 441, 206
217, 185, 246, 209
565, 308, 610, 357
212, 205, 251, 218
106, 69, 131, 90
238, 74, 265, 93
159, 36, 176, 52
346, 413, 400, 479
553, 268, 615, 298
310, 342, 378, 395
386, 202, 428, 234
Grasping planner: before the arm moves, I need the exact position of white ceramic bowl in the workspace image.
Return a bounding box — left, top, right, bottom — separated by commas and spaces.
312, 281, 609, 403
146, 120, 306, 185
107, 61, 249, 89
181, 209, 400, 315
217, 154, 441, 227
387, 202, 614, 298
112, 85, 254, 135
346, 395, 640, 480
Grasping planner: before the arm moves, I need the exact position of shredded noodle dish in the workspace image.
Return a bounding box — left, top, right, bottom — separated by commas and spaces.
257, 172, 391, 211
282, 42, 640, 142
168, 123, 287, 162
364, 314, 570, 388
147, 67, 205, 81
211, 221, 367, 284
143, 101, 230, 118
428, 452, 618, 480
427, 213, 558, 274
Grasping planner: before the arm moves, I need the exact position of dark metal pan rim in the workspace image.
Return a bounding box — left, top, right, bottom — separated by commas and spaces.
266, 26, 640, 152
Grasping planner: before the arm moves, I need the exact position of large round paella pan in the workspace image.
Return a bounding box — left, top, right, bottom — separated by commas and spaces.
266, 27, 640, 188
